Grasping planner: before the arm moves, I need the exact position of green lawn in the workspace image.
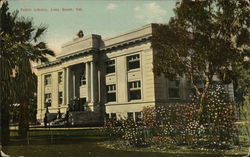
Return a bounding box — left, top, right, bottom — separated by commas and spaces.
2, 129, 249, 157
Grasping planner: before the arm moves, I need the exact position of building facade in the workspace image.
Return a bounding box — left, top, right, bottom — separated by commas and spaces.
36, 24, 234, 125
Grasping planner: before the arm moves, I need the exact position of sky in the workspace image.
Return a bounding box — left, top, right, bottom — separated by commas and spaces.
8, 0, 177, 53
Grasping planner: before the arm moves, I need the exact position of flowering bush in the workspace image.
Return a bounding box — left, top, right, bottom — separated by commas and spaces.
104, 84, 238, 149
201, 84, 238, 146
119, 119, 148, 147
104, 119, 121, 140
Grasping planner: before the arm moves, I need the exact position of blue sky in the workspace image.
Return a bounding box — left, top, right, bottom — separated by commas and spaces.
8, 0, 177, 53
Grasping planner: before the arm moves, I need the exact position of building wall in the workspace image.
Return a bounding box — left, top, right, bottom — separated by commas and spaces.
36, 24, 235, 123
100, 41, 156, 119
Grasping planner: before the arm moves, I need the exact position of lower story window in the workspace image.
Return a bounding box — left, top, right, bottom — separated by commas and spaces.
44, 93, 51, 107
135, 112, 142, 121
105, 114, 110, 120
106, 84, 116, 102
127, 112, 134, 120
128, 81, 141, 101
58, 92, 63, 104
111, 113, 117, 120
168, 79, 180, 99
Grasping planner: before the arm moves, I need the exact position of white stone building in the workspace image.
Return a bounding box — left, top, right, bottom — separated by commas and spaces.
36, 24, 234, 125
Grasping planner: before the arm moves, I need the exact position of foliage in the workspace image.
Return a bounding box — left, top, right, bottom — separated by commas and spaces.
0, 1, 54, 140
156, 104, 203, 146
119, 119, 148, 147
105, 85, 238, 149
105, 118, 148, 147
152, 0, 250, 112
201, 84, 238, 146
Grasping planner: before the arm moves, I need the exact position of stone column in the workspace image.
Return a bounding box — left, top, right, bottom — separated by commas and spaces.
98, 67, 101, 103
36, 74, 43, 121
86, 62, 91, 102
65, 67, 70, 105
73, 71, 76, 99
90, 61, 98, 104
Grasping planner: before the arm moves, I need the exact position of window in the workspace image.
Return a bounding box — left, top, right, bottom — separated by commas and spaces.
106, 84, 116, 102
135, 112, 142, 121
127, 54, 140, 70
105, 114, 110, 120
80, 73, 86, 86
58, 72, 63, 84
106, 60, 115, 74
58, 91, 63, 104
127, 112, 134, 120
111, 113, 117, 120
44, 74, 51, 85
79, 98, 86, 111
128, 81, 141, 100
168, 79, 180, 99
44, 93, 51, 107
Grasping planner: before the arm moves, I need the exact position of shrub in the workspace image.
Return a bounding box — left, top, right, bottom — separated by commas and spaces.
201, 84, 238, 146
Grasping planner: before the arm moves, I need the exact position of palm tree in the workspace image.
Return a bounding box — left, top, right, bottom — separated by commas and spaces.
0, 1, 55, 143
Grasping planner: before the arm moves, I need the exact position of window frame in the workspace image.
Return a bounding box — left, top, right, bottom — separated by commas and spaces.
111, 113, 117, 120
106, 60, 116, 74
127, 112, 134, 120
58, 91, 63, 105
135, 112, 142, 121
106, 84, 116, 102
80, 73, 86, 86
58, 72, 63, 84
44, 93, 52, 107
128, 81, 141, 101
127, 54, 140, 71
168, 79, 181, 99
44, 74, 51, 86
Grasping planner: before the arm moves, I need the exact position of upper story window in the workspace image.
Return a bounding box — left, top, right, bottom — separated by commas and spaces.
44, 74, 51, 86
106, 60, 115, 74
128, 81, 141, 101
44, 93, 52, 107
127, 54, 140, 70
58, 72, 63, 84
106, 84, 116, 102
168, 79, 180, 99
80, 73, 86, 86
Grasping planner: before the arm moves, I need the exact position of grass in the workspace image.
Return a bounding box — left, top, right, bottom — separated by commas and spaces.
2, 128, 249, 157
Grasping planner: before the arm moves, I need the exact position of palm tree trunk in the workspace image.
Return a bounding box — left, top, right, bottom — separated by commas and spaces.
1, 103, 10, 145
18, 103, 29, 138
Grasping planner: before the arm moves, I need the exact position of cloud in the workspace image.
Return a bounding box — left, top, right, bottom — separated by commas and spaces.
106, 3, 118, 10
134, 2, 167, 23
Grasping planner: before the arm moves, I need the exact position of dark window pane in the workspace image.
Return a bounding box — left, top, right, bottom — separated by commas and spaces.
107, 93, 116, 102
129, 90, 141, 100
45, 75, 51, 85
128, 61, 140, 70
135, 112, 142, 121
106, 60, 115, 74
127, 54, 140, 70
106, 66, 115, 74
58, 72, 63, 84
111, 113, 116, 120
79, 98, 86, 111
58, 92, 63, 104
44, 93, 52, 107
169, 88, 180, 98
127, 112, 134, 120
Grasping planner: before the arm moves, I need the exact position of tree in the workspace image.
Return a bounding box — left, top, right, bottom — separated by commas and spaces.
0, 1, 54, 142
152, 0, 250, 115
